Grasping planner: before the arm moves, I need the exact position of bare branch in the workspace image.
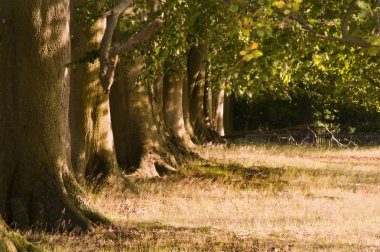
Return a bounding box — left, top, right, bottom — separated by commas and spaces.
110, 19, 164, 56
99, 0, 133, 93
342, 1, 357, 37
99, 0, 165, 94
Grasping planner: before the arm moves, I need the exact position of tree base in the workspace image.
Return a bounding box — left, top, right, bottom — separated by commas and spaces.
127, 152, 178, 178
7, 168, 110, 232
0, 221, 38, 252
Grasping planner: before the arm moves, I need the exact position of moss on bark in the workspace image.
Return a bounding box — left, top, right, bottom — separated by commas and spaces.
0, 220, 38, 252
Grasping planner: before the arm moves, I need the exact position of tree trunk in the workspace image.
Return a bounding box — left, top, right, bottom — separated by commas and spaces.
0, 0, 107, 230
110, 57, 142, 168
213, 89, 225, 136
187, 45, 214, 141
203, 62, 213, 128
69, 0, 118, 181
111, 57, 178, 177
182, 71, 196, 142
163, 66, 195, 148
184, 46, 203, 141
223, 92, 234, 136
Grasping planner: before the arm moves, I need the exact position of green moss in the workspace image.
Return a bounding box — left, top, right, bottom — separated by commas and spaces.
179, 162, 288, 191
11, 232, 40, 252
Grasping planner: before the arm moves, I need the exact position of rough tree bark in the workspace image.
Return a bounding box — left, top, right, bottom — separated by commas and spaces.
111, 57, 179, 177
110, 58, 142, 168
182, 69, 196, 141
69, 0, 118, 181
187, 45, 215, 141
223, 92, 234, 136
0, 0, 107, 230
213, 89, 226, 136
0, 2, 34, 250
108, 1, 196, 178
163, 64, 196, 148
203, 62, 213, 128
99, 0, 163, 93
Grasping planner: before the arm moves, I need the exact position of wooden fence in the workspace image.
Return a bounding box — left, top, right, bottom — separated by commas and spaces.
225, 124, 380, 147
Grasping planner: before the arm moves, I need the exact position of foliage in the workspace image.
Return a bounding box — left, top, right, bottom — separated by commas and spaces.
77, 0, 380, 131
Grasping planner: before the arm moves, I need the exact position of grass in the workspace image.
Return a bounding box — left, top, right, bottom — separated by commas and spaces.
24, 144, 380, 251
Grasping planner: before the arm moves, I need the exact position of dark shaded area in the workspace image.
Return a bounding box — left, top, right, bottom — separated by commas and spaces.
233, 93, 380, 133
178, 163, 288, 191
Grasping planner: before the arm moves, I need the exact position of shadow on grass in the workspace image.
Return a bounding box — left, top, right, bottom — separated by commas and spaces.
169, 162, 289, 191
25, 221, 376, 251
24, 221, 261, 251
287, 166, 380, 186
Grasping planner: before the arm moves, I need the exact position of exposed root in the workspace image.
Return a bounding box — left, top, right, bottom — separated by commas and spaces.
58, 172, 111, 231
0, 220, 38, 252
8, 168, 110, 232
127, 151, 178, 178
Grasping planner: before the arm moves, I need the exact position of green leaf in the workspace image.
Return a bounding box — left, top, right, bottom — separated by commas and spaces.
357, 1, 368, 10
229, 4, 239, 13
292, 3, 300, 11
368, 47, 379, 56
370, 37, 380, 46
252, 50, 264, 58
272, 1, 286, 9
257, 29, 265, 37
244, 53, 255, 62
243, 29, 251, 37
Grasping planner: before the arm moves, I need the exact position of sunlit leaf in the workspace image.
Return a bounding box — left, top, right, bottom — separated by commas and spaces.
272, 1, 286, 9
250, 42, 259, 50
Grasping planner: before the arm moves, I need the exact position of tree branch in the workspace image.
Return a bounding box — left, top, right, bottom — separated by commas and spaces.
99, 0, 133, 93
289, 11, 372, 48
365, 75, 380, 88
342, 1, 357, 38
110, 19, 164, 56
99, 0, 165, 94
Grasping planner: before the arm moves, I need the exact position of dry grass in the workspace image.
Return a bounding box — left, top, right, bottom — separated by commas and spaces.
25, 144, 380, 251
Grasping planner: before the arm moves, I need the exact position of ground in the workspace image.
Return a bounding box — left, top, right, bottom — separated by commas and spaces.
22, 144, 380, 251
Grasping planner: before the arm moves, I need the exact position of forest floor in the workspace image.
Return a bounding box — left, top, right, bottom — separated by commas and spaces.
23, 144, 380, 251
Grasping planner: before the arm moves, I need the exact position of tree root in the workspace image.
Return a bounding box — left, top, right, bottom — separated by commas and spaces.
8, 167, 110, 232
127, 151, 178, 178
0, 219, 38, 252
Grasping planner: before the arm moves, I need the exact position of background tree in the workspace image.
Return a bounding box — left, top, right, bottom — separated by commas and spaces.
70, 0, 119, 181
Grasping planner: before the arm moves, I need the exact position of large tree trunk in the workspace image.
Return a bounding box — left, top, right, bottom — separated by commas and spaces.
110, 58, 143, 168
0, 0, 107, 230
182, 72, 196, 142
111, 57, 178, 177
69, 0, 118, 181
203, 62, 213, 128
223, 92, 234, 136
213, 89, 226, 136
163, 66, 195, 148
186, 45, 215, 142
